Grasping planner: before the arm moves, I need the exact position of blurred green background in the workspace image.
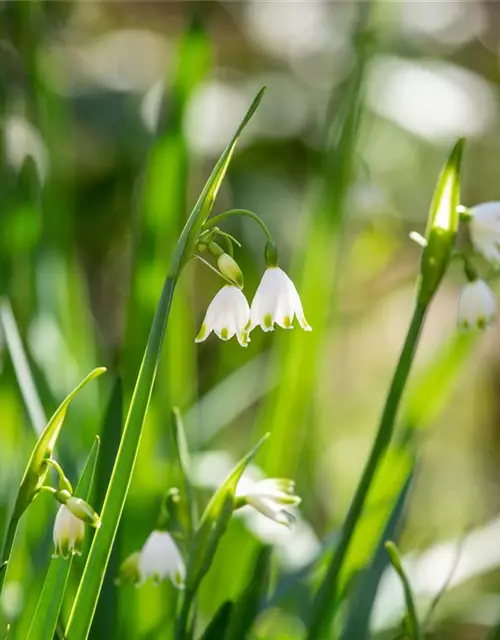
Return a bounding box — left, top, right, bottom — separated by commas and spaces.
1, 1, 500, 638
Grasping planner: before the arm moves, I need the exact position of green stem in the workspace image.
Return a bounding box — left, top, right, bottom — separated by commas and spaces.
175, 589, 195, 640
205, 209, 273, 242
0, 516, 19, 595
308, 302, 428, 640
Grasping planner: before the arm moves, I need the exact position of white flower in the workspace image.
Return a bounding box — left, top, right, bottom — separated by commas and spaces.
138, 530, 185, 588
195, 285, 250, 347
53, 505, 85, 559
249, 267, 311, 333
469, 202, 500, 265
458, 279, 496, 330
237, 478, 301, 527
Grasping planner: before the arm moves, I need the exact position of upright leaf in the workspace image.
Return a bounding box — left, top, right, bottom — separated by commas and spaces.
26, 437, 101, 640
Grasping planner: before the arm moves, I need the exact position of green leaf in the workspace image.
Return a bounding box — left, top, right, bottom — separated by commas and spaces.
199, 602, 234, 640
418, 138, 465, 306
0, 368, 105, 595
173, 407, 197, 539
26, 437, 101, 640
14, 367, 106, 520
0, 297, 46, 435
176, 433, 270, 640
385, 541, 421, 640
341, 474, 413, 640
65, 89, 265, 640
226, 546, 272, 640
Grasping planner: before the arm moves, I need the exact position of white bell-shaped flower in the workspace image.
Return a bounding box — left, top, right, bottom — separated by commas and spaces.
138, 530, 185, 588
237, 478, 301, 527
469, 202, 500, 265
458, 279, 496, 330
195, 285, 250, 347
53, 505, 85, 559
249, 267, 311, 333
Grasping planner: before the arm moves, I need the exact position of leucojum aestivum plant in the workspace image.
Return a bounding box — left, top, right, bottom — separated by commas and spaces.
2, 89, 500, 640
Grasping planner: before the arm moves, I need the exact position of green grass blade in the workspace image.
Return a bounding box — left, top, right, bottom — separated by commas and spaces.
173, 407, 197, 538
385, 542, 421, 639
226, 546, 272, 640
0, 368, 105, 594
26, 437, 101, 640
90, 378, 123, 640
176, 433, 270, 639
199, 602, 234, 640
65, 89, 265, 640
0, 297, 46, 435
341, 474, 414, 640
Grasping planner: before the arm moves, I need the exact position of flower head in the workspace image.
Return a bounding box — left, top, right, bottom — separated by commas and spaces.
53, 505, 85, 559
249, 267, 311, 333
458, 279, 496, 330
138, 530, 185, 588
237, 478, 301, 527
469, 202, 500, 265
195, 285, 250, 347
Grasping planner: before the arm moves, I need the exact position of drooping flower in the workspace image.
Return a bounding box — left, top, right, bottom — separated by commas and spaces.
52, 505, 85, 559
469, 202, 500, 265
138, 530, 185, 588
249, 267, 311, 333
195, 285, 250, 347
457, 279, 496, 330
236, 478, 301, 527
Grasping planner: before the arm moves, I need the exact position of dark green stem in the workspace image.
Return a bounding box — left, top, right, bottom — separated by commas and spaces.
175, 588, 195, 640
205, 209, 272, 242
308, 302, 428, 640
0, 516, 19, 595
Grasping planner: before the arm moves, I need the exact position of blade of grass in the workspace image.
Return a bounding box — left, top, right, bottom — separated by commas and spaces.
173, 407, 197, 539
199, 602, 234, 640
341, 474, 413, 640
65, 88, 266, 640
176, 433, 270, 640
226, 546, 272, 640
0, 367, 105, 595
26, 437, 100, 640
90, 378, 123, 640
0, 297, 46, 435
385, 542, 421, 640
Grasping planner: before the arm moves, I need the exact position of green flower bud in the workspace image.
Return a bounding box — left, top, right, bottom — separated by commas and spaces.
217, 253, 244, 289
418, 138, 464, 306
55, 491, 101, 528
264, 240, 278, 268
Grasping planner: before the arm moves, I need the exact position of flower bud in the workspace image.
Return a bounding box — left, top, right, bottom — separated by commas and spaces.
55, 491, 101, 528
217, 253, 244, 289
418, 138, 464, 306
53, 505, 85, 559
115, 551, 141, 586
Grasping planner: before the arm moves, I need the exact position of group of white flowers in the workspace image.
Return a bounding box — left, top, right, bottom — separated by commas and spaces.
195, 266, 311, 347
53, 476, 301, 588
458, 202, 500, 330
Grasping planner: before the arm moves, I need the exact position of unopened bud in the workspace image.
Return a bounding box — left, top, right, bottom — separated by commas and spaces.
55, 491, 101, 528
116, 551, 141, 586
217, 253, 244, 288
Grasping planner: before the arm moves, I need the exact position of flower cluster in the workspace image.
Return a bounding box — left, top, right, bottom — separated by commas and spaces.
456, 202, 500, 331
192, 211, 311, 347
195, 267, 311, 348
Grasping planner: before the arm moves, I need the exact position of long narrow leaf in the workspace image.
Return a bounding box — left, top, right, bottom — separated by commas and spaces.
0, 368, 105, 594
176, 433, 270, 639
26, 437, 101, 640
65, 88, 265, 640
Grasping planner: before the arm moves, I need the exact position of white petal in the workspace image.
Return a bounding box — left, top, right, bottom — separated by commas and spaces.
458, 280, 496, 330
196, 286, 250, 345
469, 202, 500, 265
249, 268, 311, 332
139, 531, 185, 588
